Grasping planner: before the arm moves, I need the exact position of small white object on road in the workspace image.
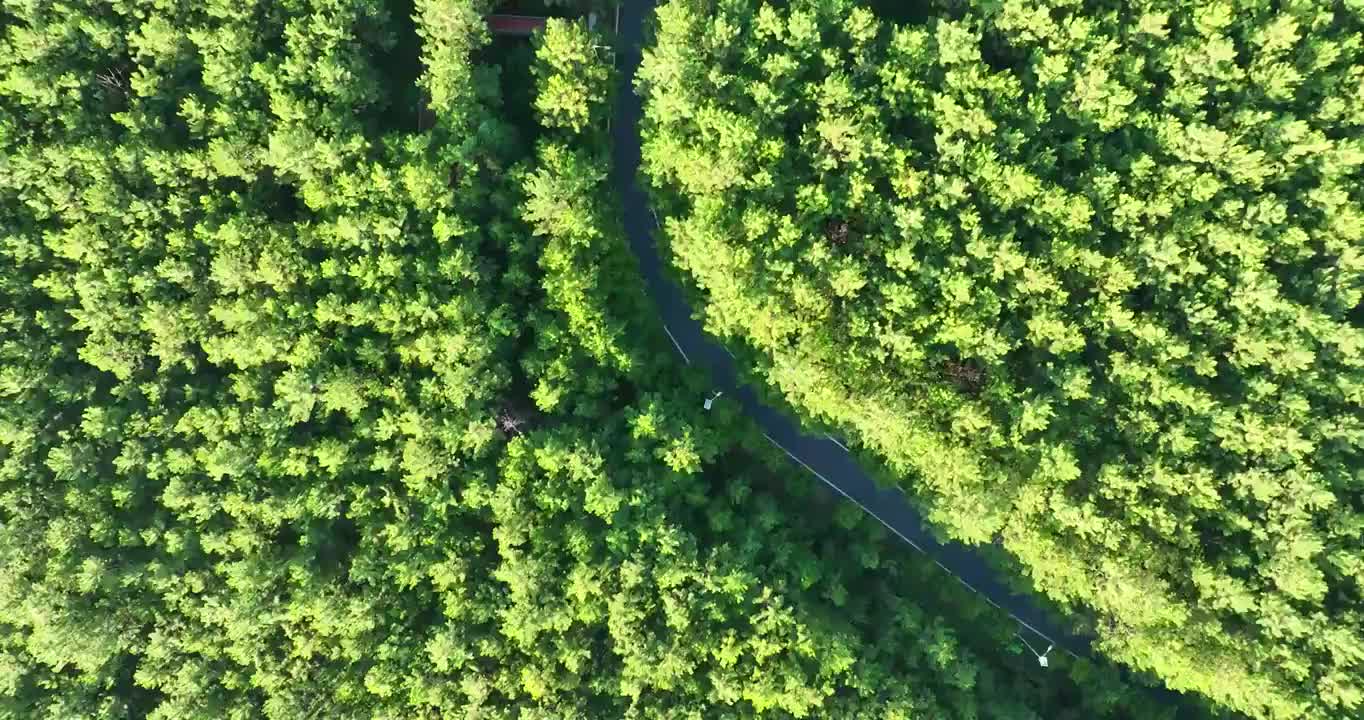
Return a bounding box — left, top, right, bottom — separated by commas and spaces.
1017, 632, 1054, 668
764, 431, 1064, 654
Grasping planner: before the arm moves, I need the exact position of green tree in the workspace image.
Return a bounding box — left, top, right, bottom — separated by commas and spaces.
638, 1, 1364, 718
0, 1, 1210, 719
532, 19, 612, 134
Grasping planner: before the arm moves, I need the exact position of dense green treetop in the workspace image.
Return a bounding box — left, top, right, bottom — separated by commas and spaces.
638, 1, 1363, 718
0, 2, 1185, 718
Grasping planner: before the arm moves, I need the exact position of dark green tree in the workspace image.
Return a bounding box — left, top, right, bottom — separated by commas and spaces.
638, 1, 1364, 718
0, 1, 1213, 719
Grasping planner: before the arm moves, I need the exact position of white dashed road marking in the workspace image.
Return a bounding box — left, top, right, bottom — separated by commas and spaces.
663, 325, 690, 364
761, 431, 1063, 650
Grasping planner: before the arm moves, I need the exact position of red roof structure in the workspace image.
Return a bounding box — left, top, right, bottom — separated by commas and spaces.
487, 14, 547, 36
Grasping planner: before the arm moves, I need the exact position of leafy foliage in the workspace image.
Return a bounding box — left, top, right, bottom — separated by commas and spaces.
0, 3, 1186, 719
638, 1, 1364, 719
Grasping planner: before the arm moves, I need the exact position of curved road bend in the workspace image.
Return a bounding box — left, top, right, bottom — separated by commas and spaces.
607, 1, 1086, 660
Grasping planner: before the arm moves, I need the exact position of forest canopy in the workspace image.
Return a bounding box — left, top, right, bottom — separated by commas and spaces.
638, 1, 1364, 719
0, 1, 1184, 719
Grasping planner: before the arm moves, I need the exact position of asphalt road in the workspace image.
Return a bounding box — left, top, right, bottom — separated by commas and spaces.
606, 0, 1084, 663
